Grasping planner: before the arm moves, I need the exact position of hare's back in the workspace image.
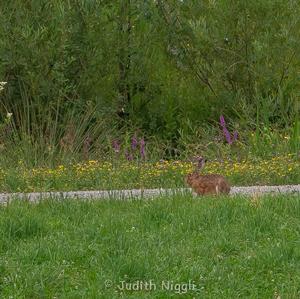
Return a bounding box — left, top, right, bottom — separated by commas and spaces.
201, 174, 227, 181
196, 174, 230, 195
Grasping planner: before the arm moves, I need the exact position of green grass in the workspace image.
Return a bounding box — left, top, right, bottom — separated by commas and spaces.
0, 195, 299, 298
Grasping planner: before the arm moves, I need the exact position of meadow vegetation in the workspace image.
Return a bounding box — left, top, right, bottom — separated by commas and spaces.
0, 2, 300, 298
0, 195, 299, 298
0, 154, 300, 192
0, 0, 299, 177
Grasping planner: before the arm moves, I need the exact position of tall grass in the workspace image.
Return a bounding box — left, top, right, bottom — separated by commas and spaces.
0, 100, 121, 168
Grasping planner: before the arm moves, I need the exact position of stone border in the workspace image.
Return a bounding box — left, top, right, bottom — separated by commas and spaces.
0, 184, 300, 204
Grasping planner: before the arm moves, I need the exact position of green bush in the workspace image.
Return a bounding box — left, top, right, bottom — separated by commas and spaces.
0, 0, 299, 164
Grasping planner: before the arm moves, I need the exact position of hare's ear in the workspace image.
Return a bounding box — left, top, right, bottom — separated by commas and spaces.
190, 156, 203, 163
196, 157, 206, 170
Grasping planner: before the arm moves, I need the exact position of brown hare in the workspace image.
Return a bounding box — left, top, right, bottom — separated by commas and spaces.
186, 157, 230, 195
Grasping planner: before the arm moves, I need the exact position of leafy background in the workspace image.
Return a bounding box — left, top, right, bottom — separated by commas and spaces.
0, 0, 299, 166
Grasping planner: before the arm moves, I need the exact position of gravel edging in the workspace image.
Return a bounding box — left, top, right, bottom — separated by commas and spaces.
0, 184, 300, 204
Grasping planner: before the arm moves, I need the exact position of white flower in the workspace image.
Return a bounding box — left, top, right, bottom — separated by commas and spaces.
6, 112, 12, 119
0, 81, 7, 91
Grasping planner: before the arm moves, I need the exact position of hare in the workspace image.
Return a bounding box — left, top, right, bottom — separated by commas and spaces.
186, 157, 230, 195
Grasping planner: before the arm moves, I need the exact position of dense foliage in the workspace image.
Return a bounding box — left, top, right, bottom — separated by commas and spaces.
0, 0, 299, 164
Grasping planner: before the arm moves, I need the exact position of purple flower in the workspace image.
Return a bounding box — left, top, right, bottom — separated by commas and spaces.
233, 130, 238, 142
140, 138, 145, 160
220, 115, 226, 127
219, 115, 237, 145
131, 135, 138, 150
112, 140, 120, 153
223, 127, 232, 144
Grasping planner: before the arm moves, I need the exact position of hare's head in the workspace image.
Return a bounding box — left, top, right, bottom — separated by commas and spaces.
193, 156, 207, 171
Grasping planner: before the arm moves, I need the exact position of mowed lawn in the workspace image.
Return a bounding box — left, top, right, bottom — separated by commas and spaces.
0, 195, 299, 298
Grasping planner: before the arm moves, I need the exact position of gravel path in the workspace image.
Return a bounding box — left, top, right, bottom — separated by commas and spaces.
0, 184, 300, 204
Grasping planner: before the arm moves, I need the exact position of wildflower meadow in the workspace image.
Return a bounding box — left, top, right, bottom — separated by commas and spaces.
0, 1, 300, 298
